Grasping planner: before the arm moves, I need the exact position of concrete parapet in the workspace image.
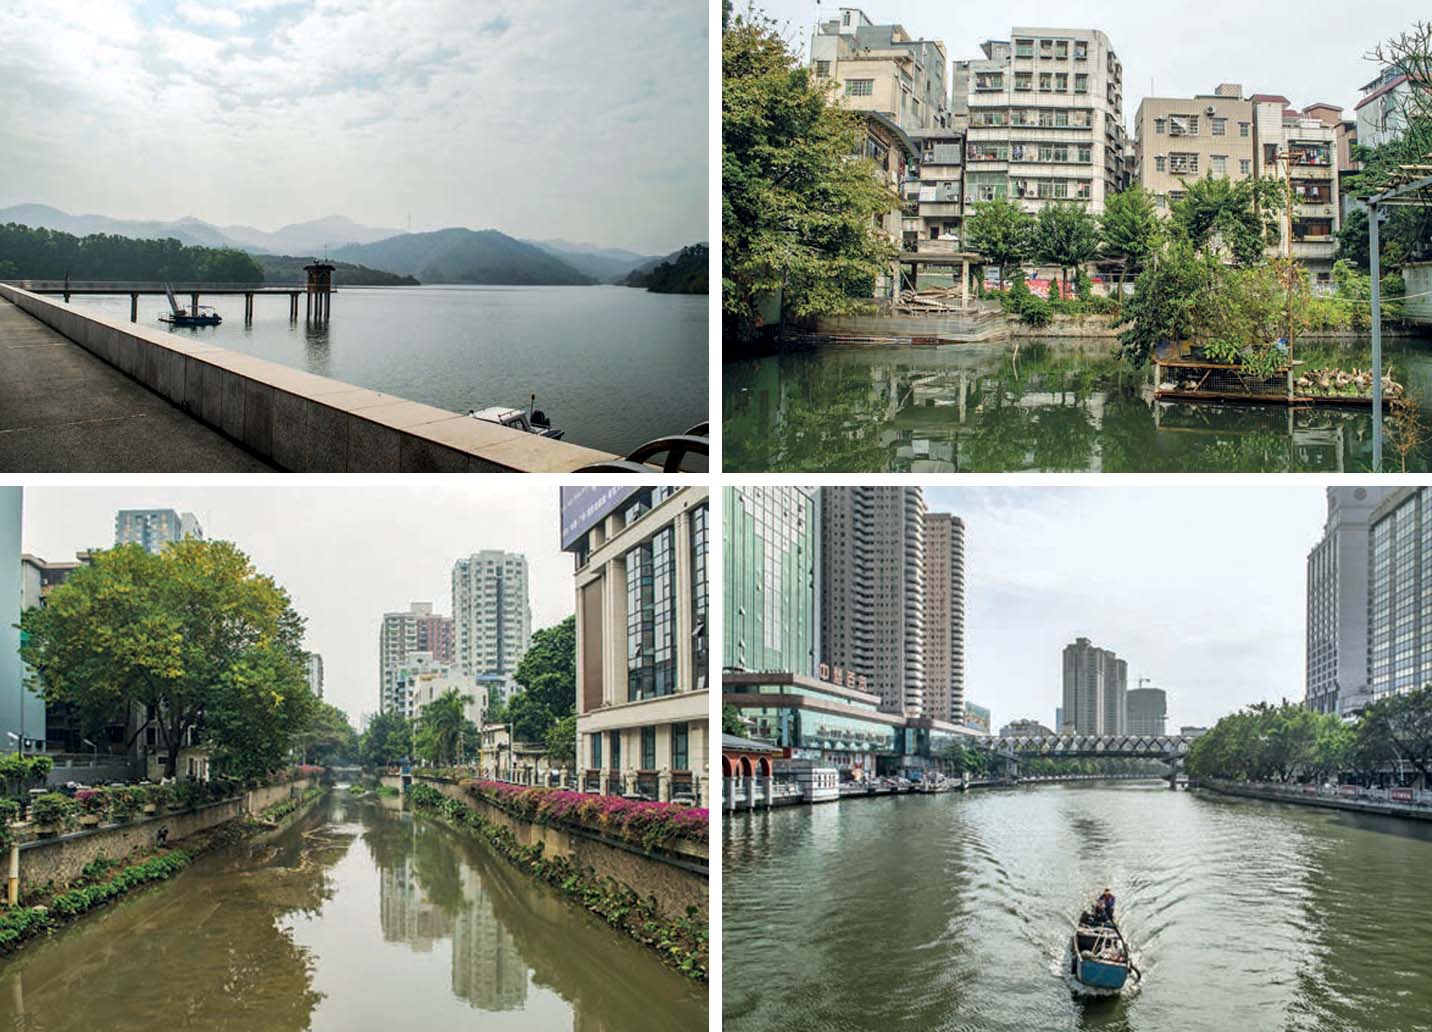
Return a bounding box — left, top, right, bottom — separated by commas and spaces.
0, 284, 620, 472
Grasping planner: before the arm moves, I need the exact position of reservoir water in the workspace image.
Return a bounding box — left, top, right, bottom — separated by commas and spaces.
723, 336, 1432, 472
0, 791, 707, 1031
73, 285, 708, 457
723, 782, 1432, 1032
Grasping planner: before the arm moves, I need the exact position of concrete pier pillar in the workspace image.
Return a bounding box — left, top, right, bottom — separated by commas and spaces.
244, 293, 253, 324
130, 293, 138, 322
726, 778, 736, 814
190, 293, 199, 316
763, 777, 775, 809
746, 776, 757, 812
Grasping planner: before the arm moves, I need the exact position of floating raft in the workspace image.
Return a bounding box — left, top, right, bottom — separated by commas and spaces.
1152, 340, 1393, 408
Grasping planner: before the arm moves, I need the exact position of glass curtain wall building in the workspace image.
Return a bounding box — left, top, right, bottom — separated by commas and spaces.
724, 486, 818, 676
1368, 487, 1432, 700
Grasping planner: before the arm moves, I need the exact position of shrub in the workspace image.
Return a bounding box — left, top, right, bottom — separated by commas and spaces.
143, 784, 171, 808
109, 786, 143, 820
30, 792, 78, 831
75, 789, 110, 820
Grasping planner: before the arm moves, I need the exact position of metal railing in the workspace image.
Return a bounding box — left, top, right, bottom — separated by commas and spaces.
2, 279, 308, 291
575, 422, 708, 473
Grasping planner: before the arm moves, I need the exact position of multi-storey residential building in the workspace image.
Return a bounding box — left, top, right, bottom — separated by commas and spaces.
809, 8, 951, 132
1355, 64, 1417, 150
565, 487, 708, 804
1134, 84, 1256, 213
820, 487, 926, 716
902, 127, 967, 254
401, 652, 482, 728
304, 652, 324, 701
1125, 686, 1167, 735
923, 511, 966, 724
1000, 719, 1054, 737
1061, 636, 1126, 734
724, 487, 818, 676
954, 28, 1126, 215
1252, 96, 1341, 281
379, 602, 440, 714
1306, 487, 1394, 715
0, 489, 32, 752
114, 509, 204, 554
451, 551, 531, 690
1367, 488, 1432, 704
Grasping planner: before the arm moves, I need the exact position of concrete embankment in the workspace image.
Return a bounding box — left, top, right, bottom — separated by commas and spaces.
0, 284, 620, 472
1196, 780, 1432, 822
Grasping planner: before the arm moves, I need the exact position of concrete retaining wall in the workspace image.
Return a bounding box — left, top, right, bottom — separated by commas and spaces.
16, 778, 313, 892
419, 778, 707, 919
0, 285, 617, 472
1196, 780, 1432, 822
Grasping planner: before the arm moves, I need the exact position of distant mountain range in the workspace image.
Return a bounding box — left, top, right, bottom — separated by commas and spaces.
0, 204, 665, 286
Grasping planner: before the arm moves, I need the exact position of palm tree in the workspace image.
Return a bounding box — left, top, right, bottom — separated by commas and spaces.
415, 689, 475, 766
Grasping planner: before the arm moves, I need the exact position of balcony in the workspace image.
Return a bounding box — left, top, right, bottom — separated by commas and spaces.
916, 238, 965, 255
1290, 239, 1336, 259
919, 201, 963, 217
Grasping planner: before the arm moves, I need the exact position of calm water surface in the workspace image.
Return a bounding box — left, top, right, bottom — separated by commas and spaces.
75, 285, 708, 456
724, 336, 1432, 472
0, 791, 706, 1031
723, 782, 1432, 1032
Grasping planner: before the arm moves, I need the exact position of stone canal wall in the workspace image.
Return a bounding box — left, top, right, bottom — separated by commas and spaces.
1196, 779, 1432, 822
0, 284, 618, 472
417, 777, 707, 919
16, 778, 314, 892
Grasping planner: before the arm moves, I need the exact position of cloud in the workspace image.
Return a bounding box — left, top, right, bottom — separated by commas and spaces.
177, 2, 243, 31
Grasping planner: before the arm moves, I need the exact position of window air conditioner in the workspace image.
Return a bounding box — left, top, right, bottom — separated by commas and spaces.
1205, 105, 1216, 115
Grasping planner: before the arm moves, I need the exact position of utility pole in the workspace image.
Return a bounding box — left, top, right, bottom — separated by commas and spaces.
1278, 149, 1296, 364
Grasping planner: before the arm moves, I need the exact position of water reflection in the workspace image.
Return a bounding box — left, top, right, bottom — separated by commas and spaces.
0, 793, 705, 1032
723, 337, 1432, 472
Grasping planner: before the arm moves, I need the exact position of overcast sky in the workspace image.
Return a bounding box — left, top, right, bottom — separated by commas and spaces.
923, 486, 1327, 731
757, 0, 1413, 115
0, 0, 707, 254
18, 485, 575, 732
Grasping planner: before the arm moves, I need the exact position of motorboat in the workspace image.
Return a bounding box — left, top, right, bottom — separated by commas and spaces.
469, 396, 563, 439
159, 283, 222, 326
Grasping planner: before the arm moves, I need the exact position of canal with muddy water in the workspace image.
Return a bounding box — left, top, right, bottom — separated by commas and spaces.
0, 790, 707, 1031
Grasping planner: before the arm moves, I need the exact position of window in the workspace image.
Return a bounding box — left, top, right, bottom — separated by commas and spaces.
1155, 118, 1166, 135
1074, 41, 1088, 60
1054, 73, 1068, 92
976, 73, 1004, 91
814, 60, 830, 77
845, 79, 873, 97
672, 723, 689, 771
1211, 117, 1227, 136
1169, 152, 1199, 174
1210, 154, 1227, 175
609, 730, 621, 770
626, 540, 655, 700
1039, 38, 1054, 58
1039, 73, 1052, 91
1240, 158, 1251, 174
1075, 180, 1091, 199
1074, 74, 1088, 94
1014, 38, 1033, 58
1238, 121, 1249, 137
1155, 155, 1166, 172
1076, 144, 1091, 163
592, 733, 602, 770
641, 726, 656, 770
1055, 40, 1068, 59
1014, 71, 1032, 92
1168, 114, 1198, 136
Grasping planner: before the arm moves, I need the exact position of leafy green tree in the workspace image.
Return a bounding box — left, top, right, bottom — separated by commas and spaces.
723, 705, 749, 737
0, 224, 262, 282
505, 691, 554, 745
1032, 201, 1101, 299
512, 616, 575, 721
297, 702, 359, 766
722, 12, 899, 346
414, 688, 476, 766
361, 710, 412, 768
1099, 185, 1161, 292
1169, 175, 1283, 266
963, 197, 1034, 286
545, 714, 577, 770
20, 540, 315, 780
1117, 238, 1213, 363
1357, 685, 1432, 784
484, 688, 507, 725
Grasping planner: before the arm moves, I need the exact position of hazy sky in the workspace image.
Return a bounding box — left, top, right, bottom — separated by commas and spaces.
18, 485, 576, 732
757, 0, 1414, 116
923, 486, 1327, 731
0, 0, 708, 254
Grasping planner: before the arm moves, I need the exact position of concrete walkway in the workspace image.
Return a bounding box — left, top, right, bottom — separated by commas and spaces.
0, 298, 274, 471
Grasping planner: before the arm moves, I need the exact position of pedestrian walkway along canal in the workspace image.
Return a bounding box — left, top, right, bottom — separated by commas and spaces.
723, 781, 1432, 1032
0, 790, 708, 1031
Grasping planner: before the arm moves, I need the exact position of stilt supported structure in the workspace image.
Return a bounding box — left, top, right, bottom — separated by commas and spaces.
304, 262, 335, 324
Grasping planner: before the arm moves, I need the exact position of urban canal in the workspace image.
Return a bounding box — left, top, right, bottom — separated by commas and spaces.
72, 285, 709, 458
723, 335, 1432, 473
0, 790, 707, 1031
723, 781, 1432, 1032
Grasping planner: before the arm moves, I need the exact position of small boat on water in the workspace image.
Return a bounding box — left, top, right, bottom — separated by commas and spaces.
468, 395, 563, 439
1068, 916, 1138, 995
159, 283, 221, 327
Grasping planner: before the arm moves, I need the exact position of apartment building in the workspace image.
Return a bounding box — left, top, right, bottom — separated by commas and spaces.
379, 601, 454, 715
304, 652, 324, 701
1126, 686, 1167, 736
954, 28, 1127, 214
1061, 636, 1126, 734
902, 127, 967, 253
564, 487, 709, 805
1252, 96, 1341, 280
922, 512, 966, 725
809, 8, 951, 132
820, 487, 926, 717
724, 486, 819, 677
114, 509, 204, 554
1355, 65, 1416, 150
451, 551, 531, 690
1134, 84, 1256, 212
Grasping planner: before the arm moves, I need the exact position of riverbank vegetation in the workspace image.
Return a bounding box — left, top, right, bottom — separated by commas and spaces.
1186, 689, 1432, 786
624, 243, 708, 294
408, 782, 707, 981
0, 223, 262, 283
